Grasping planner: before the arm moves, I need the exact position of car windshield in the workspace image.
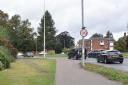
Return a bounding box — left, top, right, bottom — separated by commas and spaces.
102, 50, 121, 54
102, 51, 108, 54
108, 50, 121, 54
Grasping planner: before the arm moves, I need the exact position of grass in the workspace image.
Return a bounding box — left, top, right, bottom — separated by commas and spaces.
82, 63, 128, 85
47, 54, 67, 57
0, 59, 56, 85
123, 52, 128, 58
34, 54, 67, 59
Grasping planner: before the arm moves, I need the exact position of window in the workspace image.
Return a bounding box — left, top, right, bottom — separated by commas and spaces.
100, 40, 104, 45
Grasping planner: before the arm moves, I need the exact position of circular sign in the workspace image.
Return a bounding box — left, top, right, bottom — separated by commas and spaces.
80, 28, 88, 37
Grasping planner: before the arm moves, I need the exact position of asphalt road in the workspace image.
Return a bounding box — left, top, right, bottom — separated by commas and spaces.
86, 58, 128, 72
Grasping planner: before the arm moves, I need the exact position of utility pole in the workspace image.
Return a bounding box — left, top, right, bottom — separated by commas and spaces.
43, 0, 46, 58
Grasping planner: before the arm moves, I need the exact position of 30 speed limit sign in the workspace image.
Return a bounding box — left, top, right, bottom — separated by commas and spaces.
80, 28, 88, 37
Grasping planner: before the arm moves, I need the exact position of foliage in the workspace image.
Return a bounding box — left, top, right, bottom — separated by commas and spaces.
123, 52, 128, 58
115, 37, 127, 52
56, 31, 75, 49
0, 46, 13, 69
48, 50, 55, 55
0, 10, 9, 27
83, 63, 128, 85
63, 48, 70, 54
38, 10, 56, 51
0, 61, 3, 71
90, 33, 103, 39
104, 30, 113, 38
54, 40, 63, 54
0, 26, 9, 38
9, 15, 35, 53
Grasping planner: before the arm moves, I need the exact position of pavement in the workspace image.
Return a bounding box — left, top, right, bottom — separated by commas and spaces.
55, 59, 122, 85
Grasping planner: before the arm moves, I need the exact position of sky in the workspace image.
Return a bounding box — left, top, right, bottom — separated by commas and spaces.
0, 0, 128, 44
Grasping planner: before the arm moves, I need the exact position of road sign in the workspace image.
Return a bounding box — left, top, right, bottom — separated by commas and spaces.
80, 28, 88, 37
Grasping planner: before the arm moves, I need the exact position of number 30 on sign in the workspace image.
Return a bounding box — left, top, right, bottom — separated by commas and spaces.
80, 28, 88, 37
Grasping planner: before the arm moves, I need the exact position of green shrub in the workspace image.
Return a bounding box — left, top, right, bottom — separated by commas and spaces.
48, 50, 55, 55
0, 46, 12, 69
63, 48, 70, 54
0, 61, 4, 70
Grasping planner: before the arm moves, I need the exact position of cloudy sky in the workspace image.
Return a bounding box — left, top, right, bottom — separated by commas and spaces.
1, 0, 128, 43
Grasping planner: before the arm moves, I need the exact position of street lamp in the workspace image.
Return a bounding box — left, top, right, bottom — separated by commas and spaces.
43, 0, 46, 58
81, 0, 85, 66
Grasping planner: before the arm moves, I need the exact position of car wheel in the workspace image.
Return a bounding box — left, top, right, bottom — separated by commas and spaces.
97, 59, 100, 63
119, 61, 123, 64
104, 59, 108, 64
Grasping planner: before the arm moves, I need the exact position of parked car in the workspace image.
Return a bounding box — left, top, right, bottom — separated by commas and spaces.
17, 52, 24, 58
24, 52, 34, 57
68, 48, 87, 60
88, 49, 104, 58
97, 50, 124, 64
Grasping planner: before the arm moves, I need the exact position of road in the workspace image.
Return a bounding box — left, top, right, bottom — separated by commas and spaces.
86, 58, 128, 72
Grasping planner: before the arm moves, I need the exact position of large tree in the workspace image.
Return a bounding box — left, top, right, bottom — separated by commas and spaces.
38, 10, 56, 51
0, 10, 9, 27
9, 15, 35, 52
56, 31, 74, 49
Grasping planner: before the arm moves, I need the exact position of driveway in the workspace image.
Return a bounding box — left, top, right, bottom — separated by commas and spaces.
55, 59, 121, 85
86, 58, 128, 72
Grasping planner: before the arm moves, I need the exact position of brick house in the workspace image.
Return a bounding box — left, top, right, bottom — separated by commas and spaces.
78, 37, 114, 52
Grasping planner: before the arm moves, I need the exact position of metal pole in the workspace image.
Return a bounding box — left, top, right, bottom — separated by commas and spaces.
81, 0, 85, 66
36, 36, 37, 55
43, 0, 46, 58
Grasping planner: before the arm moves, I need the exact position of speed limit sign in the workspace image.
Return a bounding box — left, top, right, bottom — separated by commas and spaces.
80, 28, 88, 37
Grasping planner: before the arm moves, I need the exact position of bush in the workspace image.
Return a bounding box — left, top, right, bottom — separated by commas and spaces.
63, 48, 70, 54
0, 61, 4, 71
48, 50, 55, 55
0, 46, 12, 69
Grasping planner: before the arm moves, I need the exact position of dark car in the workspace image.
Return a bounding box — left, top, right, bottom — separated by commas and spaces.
88, 50, 104, 58
68, 48, 87, 60
97, 50, 124, 64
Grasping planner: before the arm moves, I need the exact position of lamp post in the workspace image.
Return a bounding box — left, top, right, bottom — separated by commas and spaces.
81, 0, 85, 66
43, 0, 46, 58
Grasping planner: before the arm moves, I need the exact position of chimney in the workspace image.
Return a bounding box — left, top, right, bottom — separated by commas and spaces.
124, 32, 126, 37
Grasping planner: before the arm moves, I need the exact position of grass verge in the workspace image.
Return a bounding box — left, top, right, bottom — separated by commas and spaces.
123, 52, 128, 58
83, 63, 128, 85
0, 59, 56, 85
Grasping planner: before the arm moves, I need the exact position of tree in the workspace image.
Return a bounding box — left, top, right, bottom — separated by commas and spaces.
9, 15, 35, 53
114, 37, 126, 52
54, 40, 63, 54
105, 31, 113, 39
0, 10, 9, 27
56, 31, 75, 49
38, 10, 56, 51
16, 20, 35, 52
90, 33, 103, 39
8, 15, 21, 47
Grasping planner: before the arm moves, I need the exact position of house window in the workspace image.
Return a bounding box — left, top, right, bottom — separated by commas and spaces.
110, 41, 113, 46
100, 40, 104, 45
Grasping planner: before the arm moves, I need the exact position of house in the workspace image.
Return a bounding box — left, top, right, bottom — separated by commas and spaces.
78, 37, 114, 52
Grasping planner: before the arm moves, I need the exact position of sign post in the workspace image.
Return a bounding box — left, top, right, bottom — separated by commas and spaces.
80, 27, 88, 66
